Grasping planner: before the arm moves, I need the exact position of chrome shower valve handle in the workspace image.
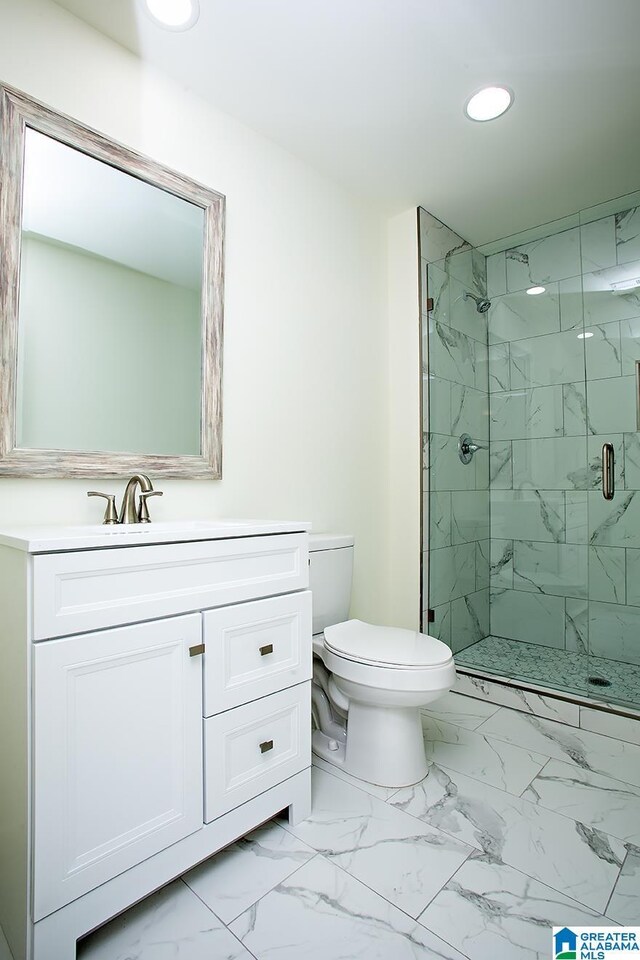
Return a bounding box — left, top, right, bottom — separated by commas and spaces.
458, 434, 487, 464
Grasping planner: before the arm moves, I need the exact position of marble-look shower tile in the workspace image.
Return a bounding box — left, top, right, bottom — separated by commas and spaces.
488, 286, 560, 344
625, 549, 640, 606
589, 490, 640, 548
451, 383, 488, 441
586, 376, 636, 435
490, 539, 514, 589
489, 442, 513, 489
566, 491, 588, 543
505, 229, 581, 293
581, 216, 617, 271
430, 433, 477, 492
476, 708, 640, 788
229, 854, 469, 960
182, 821, 315, 925
450, 277, 488, 343
559, 276, 584, 331
450, 589, 490, 653
615, 206, 640, 265
624, 432, 640, 488
426, 260, 451, 325
419, 716, 547, 794
512, 541, 587, 599
448, 246, 486, 297
420, 210, 470, 265
422, 691, 500, 731
282, 768, 472, 919
491, 490, 565, 543
486, 251, 506, 298
430, 543, 476, 605
429, 491, 452, 549
77, 879, 254, 960
453, 674, 579, 726
428, 376, 452, 435
588, 600, 640, 665
510, 330, 586, 389
563, 382, 590, 436
607, 845, 640, 925
579, 707, 640, 747
588, 546, 626, 604
490, 589, 565, 648
430, 602, 452, 645
620, 315, 640, 378
476, 540, 490, 591
565, 598, 589, 654
489, 342, 510, 393
511, 436, 587, 491
452, 491, 489, 543
390, 763, 625, 914
582, 272, 640, 327
583, 321, 623, 381
418, 854, 610, 960
430, 318, 477, 389
490, 386, 563, 441
523, 759, 640, 845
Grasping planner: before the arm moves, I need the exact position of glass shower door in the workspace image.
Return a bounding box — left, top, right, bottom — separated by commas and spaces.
583, 191, 640, 709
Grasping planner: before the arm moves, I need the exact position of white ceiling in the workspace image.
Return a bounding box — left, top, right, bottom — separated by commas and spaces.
53, 0, 640, 246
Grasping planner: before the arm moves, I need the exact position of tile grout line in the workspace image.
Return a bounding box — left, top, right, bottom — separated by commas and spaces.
177, 878, 260, 960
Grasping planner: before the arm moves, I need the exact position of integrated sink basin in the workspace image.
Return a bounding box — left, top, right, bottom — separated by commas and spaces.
0, 519, 311, 553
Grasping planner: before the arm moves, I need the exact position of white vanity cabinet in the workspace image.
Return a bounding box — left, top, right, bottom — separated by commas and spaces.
0, 522, 312, 960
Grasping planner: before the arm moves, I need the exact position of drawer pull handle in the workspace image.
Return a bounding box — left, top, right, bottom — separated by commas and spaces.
259, 739, 274, 754
189, 643, 205, 657
259, 643, 274, 656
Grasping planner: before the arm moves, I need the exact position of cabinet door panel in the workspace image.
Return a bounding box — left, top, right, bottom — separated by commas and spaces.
33, 615, 203, 920
203, 591, 312, 714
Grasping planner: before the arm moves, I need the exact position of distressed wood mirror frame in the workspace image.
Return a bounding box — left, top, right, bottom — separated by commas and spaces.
0, 84, 225, 478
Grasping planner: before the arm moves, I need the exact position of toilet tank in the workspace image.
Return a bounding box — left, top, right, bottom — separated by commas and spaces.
308, 534, 354, 635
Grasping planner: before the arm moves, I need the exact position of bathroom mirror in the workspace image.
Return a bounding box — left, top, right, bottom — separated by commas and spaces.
0, 84, 225, 478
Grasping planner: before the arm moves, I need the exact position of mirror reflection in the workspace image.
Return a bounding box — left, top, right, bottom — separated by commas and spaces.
16, 128, 204, 456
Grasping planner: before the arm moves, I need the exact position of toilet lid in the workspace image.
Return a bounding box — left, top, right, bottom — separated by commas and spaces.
323, 619, 452, 669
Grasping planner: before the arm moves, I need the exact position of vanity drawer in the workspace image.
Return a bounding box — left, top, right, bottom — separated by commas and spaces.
203, 592, 312, 715
203, 682, 311, 822
31, 533, 308, 640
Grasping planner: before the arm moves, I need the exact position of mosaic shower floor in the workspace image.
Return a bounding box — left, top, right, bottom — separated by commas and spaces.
457, 635, 640, 710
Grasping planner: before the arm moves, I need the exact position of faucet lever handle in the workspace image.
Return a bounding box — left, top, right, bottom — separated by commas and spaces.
138, 489, 163, 523
87, 491, 119, 525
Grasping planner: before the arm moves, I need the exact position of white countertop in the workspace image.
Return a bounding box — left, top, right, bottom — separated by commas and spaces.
0, 519, 312, 553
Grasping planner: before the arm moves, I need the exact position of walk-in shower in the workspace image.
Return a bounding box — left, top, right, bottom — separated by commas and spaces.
420, 189, 640, 713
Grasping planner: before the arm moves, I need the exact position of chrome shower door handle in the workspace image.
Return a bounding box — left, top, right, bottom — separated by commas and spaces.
602, 442, 615, 501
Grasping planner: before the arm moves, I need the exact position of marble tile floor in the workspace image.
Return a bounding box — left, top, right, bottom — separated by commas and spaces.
457, 634, 640, 709
14, 691, 636, 960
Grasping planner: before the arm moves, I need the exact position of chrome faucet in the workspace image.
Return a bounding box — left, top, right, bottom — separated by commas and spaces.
120, 474, 163, 524
87, 474, 163, 524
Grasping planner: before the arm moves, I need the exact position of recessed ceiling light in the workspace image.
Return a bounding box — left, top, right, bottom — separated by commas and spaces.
464, 86, 514, 122
577, 331, 594, 339
143, 0, 199, 29
526, 286, 546, 296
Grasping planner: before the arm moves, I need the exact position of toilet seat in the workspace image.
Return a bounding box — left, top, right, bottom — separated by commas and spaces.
323, 619, 452, 669
317, 620, 455, 693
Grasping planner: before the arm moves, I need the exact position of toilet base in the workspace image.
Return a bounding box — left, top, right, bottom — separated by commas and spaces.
313, 700, 429, 789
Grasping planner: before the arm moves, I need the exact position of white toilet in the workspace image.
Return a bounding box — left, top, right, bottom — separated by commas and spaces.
309, 533, 456, 788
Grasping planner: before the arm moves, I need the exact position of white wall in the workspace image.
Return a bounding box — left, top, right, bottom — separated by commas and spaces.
0, 0, 399, 624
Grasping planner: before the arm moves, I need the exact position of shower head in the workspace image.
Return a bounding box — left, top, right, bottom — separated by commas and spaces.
463, 291, 492, 313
